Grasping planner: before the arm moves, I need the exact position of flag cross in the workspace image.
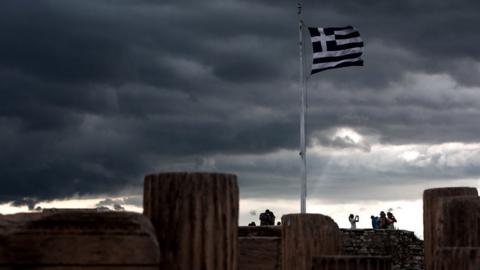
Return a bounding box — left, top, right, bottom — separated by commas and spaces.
311, 29, 335, 52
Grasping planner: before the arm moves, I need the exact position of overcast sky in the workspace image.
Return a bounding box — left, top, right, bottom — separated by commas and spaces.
1, 0, 479, 235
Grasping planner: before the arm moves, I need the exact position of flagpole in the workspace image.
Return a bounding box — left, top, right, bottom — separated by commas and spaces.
298, 0, 307, 214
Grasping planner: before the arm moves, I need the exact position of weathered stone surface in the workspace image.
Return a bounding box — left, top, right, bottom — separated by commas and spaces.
144, 172, 239, 270
239, 236, 281, 270
0, 267, 158, 270
341, 229, 424, 270
437, 196, 480, 248
433, 247, 480, 270
423, 187, 478, 270
238, 226, 282, 270
0, 210, 159, 269
238, 225, 281, 237
281, 214, 342, 270
0, 267, 157, 270
312, 255, 392, 270
240, 227, 424, 270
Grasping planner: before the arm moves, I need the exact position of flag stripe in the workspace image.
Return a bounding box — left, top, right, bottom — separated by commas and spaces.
323, 26, 353, 35
313, 52, 362, 64
311, 60, 363, 74
313, 47, 363, 58
335, 37, 362, 45
311, 35, 335, 43
327, 41, 364, 51
312, 57, 363, 70
333, 28, 358, 36
335, 31, 360, 40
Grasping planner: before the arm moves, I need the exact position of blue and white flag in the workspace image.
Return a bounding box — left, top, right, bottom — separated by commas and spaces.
308, 26, 364, 74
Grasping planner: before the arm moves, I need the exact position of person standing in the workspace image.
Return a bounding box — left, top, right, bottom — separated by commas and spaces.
370, 215, 380, 229
386, 212, 397, 229
349, 214, 359, 229
379, 211, 388, 229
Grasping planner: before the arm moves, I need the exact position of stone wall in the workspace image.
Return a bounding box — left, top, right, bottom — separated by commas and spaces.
238, 226, 281, 270
341, 229, 424, 270
238, 227, 424, 270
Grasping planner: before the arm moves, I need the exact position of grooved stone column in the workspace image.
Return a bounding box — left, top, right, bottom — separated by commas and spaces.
423, 187, 478, 270
311, 256, 392, 270
433, 247, 480, 270
437, 196, 480, 248
143, 172, 239, 270
281, 214, 341, 270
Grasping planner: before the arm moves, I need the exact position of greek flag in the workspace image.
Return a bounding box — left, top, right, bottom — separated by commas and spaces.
308, 26, 364, 74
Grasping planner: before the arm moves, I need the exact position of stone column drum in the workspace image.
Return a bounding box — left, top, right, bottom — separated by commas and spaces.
144, 172, 239, 270
423, 187, 478, 270
311, 256, 392, 270
437, 196, 480, 248
433, 247, 480, 270
281, 214, 341, 270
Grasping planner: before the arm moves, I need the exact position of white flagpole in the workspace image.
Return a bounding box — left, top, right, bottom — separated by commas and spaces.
298, 0, 307, 214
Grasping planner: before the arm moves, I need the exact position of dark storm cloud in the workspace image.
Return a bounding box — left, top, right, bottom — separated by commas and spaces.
1, 0, 480, 204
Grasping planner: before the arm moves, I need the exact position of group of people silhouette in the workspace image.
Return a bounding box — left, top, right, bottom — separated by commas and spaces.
248, 209, 397, 229
259, 209, 276, 225
371, 211, 397, 229
349, 211, 397, 229
248, 209, 278, 226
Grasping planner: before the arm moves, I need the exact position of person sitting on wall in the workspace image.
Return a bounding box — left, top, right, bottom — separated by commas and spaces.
370, 215, 380, 229
386, 212, 397, 229
379, 211, 388, 229
349, 214, 359, 229
248, 221, 256, 226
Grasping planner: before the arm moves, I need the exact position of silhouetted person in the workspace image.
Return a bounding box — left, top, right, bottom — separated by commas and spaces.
248, 221, 256, 226
277, 221, 281, 226
265, 209, 275, 225
386, 212, 397, 229
379, 211, 388, 229
370, 215, 380, 229
259, 211, 268, 226
260, 209, 276, 226
349, 214, 359, 229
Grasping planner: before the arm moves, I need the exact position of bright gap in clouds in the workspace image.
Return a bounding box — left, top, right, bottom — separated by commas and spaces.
334, 127, 363, 144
